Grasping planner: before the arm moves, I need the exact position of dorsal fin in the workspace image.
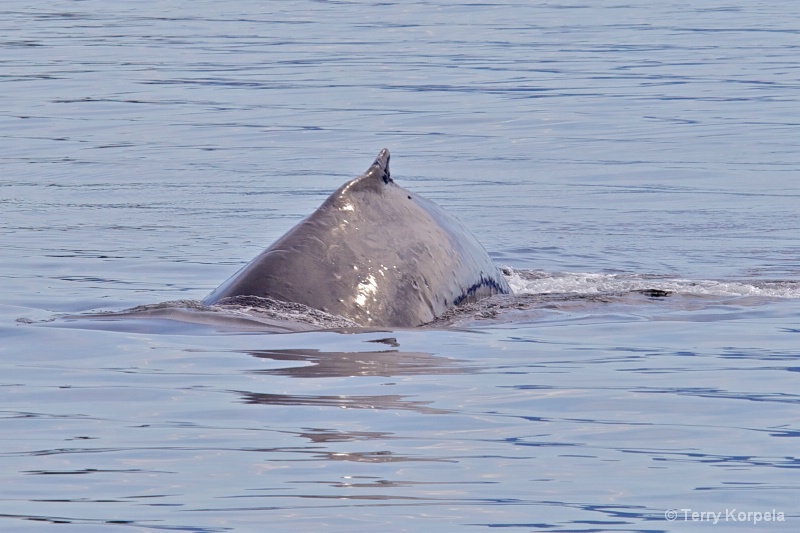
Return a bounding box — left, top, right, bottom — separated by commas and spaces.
338, 149, 392, 196
365, 148, 391, 184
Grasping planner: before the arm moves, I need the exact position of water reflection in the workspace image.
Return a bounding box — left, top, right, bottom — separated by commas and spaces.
295, 428, 394, 444
238, 391, 450, 415
306, 450, 454, 464
292, 476, 492, 489
248, 347, 475, 378
232, 346, 471, 414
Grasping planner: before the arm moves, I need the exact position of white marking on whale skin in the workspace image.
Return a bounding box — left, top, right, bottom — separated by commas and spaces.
203, 148, 511, 327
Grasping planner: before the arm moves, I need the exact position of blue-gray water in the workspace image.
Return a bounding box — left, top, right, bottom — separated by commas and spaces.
2, 1, 799, 531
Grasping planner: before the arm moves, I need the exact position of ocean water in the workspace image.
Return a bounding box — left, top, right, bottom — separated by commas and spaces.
2, 1, 799, 531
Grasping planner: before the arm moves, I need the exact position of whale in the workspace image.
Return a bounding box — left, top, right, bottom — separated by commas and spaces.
203, 149, 511, 327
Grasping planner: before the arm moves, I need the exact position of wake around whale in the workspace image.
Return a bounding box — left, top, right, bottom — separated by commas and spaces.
204, 149, 511, 327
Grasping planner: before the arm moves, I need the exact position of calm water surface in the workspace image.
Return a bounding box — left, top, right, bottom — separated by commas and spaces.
1, 1, 799, 531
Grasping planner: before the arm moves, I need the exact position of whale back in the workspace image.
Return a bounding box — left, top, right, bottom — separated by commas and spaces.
204, 149, 510, 327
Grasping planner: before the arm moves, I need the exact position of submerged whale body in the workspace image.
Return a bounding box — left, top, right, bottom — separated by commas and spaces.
204, 149, 511, 327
